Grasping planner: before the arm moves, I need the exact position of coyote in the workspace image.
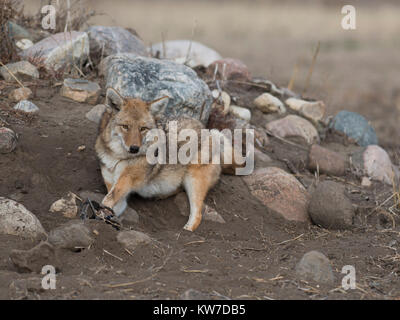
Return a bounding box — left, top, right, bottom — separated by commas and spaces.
95, 88, 244, 231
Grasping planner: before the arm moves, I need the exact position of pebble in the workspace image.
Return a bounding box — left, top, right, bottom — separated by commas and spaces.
116, 230, 152, 251
0, 127, 18, 154
9, 87, 32, 102
254, 93, 286, 114
13, 100, 39, 113
296, 250, 335, 284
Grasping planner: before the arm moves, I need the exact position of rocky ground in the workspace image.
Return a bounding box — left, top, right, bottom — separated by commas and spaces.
0, 5, 400, 300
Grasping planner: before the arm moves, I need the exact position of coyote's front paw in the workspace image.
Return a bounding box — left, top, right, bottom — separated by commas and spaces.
101, 194, 114, 210
183, 222, 196, 232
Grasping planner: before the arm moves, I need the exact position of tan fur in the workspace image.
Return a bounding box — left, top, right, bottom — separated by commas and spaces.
95, 95, 239, 231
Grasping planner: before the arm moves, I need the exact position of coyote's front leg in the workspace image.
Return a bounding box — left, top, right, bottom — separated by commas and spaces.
102, 166, 146, 216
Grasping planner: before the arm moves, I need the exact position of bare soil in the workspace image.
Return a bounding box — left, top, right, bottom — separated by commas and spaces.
0, 78, 399, 300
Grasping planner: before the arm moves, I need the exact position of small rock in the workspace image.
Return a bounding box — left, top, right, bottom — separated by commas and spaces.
87, 25, 147, 59
0, 127, 17, 154
85, 104, 108, 124
10, 241, 58, 273
60, 78, 101, 105
363, 145, 395, 185
308, 144, 347, 176
20, 31, 89, 72
0, 197, 46, 239
13, 100, 39, 113
308, 181, 354, 229
361, 177, 372, 187
207, 57, 251, 81
0, 61, 39, 82
16, 39, 34, 50
266, 115, 319, 144
77, 145, 86, 152
286, 98, 325, 124
296, 251, 335, 284
229, 105, 251, 122
9, 87, 32, 102
49, 192, 79, 218
150, 40, 222, 68
117, 230, 152, 251
104, 55, 212, 124
174, 192, 225, 224
254, 93, 286, 114
48, 221, 94, 251
243, 167, 310, 222
121, 210, 140, 225
181, 289, 230, 300
329, 111, 378, 147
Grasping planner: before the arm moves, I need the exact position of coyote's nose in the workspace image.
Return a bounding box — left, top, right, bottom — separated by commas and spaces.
129, 145, 140, 154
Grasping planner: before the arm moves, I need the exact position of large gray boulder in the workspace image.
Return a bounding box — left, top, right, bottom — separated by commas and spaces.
104, 55, 212, 123
20, 31, 89, 72
86, 26, 148, 58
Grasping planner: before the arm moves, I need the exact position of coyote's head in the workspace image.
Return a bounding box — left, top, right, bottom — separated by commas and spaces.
105, 88, 169, 157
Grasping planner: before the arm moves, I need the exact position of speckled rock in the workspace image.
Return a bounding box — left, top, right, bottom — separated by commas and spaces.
330, 111, 378, 146
20, 31, 89, 72
104, 55, 212, 124
0, 127, 17, 154
243, 167, 310, 222
149, 40, 222, 68
0, 197, 46, 239
87, 26, 147, 58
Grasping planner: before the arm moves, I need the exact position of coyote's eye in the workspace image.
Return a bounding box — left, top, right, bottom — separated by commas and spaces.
140, 127, 149, 132
120, 124, 129, 130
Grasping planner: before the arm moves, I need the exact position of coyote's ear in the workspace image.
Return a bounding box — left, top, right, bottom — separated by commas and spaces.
105, 87, 126, 111
147, 96, 170, 109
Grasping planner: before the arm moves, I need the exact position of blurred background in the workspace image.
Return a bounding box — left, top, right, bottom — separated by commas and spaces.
24, 0, 400, 146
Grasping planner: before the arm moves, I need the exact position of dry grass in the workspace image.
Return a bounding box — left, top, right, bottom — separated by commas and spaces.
0, 0, 19, 64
